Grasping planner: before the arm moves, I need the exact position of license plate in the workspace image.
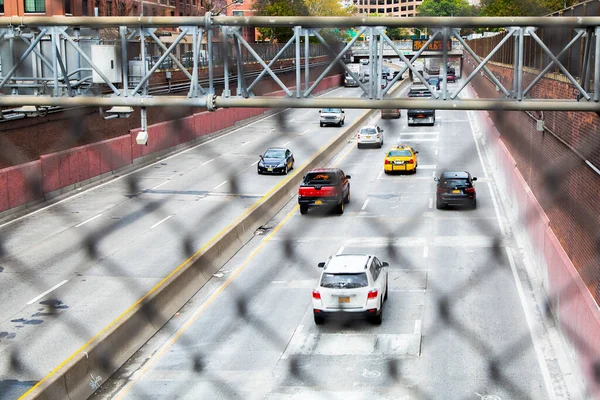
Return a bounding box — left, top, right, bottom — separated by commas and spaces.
417, 114, 424, 118
366, 135, 371, 139
338, 297, 350, 303
394, 161, 404, 165
268, 168, 273, 171
452, 190, 461, 194
314, 200, 323, 205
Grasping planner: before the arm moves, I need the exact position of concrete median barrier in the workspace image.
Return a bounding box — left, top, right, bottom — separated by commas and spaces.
23, 79, 410, 400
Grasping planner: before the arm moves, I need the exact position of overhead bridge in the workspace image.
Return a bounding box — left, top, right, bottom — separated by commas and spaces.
0, 16, 599, 113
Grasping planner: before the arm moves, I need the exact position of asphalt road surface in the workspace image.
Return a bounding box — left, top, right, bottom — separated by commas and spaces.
0, 85, 375, 399
96, 82, 581, 399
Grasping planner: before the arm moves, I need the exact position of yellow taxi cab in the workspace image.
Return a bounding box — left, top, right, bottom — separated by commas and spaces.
383, 145, 419, 174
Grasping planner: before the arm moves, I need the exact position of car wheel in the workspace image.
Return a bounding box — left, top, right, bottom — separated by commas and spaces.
284, 165, 288, 175
300, 205, 309, 215
471, 199, 477, 209
384, 279, 388, 301
336, 200, 345, 215
373, 301, 383, 325
314, 315, 325, 325
320, 122, 323, 127
257, 169, 262, 175
344, 188, 350, 204
436, 200, 445, 210
358, 143, 362, 149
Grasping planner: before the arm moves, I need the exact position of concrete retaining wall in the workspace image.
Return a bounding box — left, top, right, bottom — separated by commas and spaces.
473, 107, 600, 397
23, 78, 409, 400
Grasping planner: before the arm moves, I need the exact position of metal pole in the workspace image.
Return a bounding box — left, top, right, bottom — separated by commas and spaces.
305, 29, 309, 92
512, 30, 519, 99
190, 26, 199, 97
368, 27, 374, 99
222, 27, 230, 97
247, 35, 296, 91
523, 30, 584, 96
208, 27, 214, 94
51, 28, 60, 96
517, 28, 524, 101
120, 26, 128, 96
378, 28, 383, 99
581, 28, 593, 93
233, 33, 246, 97
595, 27, 600, 101
147, 30, 193, 80
442, 28, 448, 101
295, 26, 301, 98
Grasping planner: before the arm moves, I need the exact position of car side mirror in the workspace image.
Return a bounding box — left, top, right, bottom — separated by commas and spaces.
382, 261, 389, 267
346, 175, 351, 179
472, 177, 478, 181
434, 178, 439, 182
318, 262, 325, 268
342, 110, 345, 113
415, 151, 419, 154
319, 110, 321, 113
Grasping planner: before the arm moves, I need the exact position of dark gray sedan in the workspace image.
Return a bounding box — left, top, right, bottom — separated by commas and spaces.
257, 147, 295, 175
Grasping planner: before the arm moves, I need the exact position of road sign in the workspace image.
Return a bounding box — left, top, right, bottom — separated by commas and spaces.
412, 39, 452, 52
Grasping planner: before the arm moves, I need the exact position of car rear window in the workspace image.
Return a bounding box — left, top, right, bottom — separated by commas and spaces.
388, 150, 412, 157
360, 127, 377, 134
320, 273, 368, 289
440, 178, 469, 188
305, 172, 339, 185
322, 108, 342, 113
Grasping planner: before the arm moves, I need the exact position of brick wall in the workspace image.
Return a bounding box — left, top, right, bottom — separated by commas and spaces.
464, 55, 600, 304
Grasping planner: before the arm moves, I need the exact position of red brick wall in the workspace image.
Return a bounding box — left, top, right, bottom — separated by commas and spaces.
464, 55, 600, 303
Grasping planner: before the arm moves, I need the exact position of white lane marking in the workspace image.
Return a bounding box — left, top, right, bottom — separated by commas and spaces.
282, 141, 291, 146
378, 169, 384, 179
428, 198, 433, 209
302, 110, 312, 117
150, 215, 172, 229
271, 280, 286, 284
269, 128, 275, 133
240, 141, 251, 146
212, 181, 228, 191
336, 246, 344, 255
27, 280, 69, 305
400, 132, 439, 136
398, 138, 439, 142
289, 119, 296, 123
75, 213, 102, 228
414, 319, 422, 335
251, 160, 260, 166
296, 324, 305, 335
201, 158, 215, 166
300, 129, 311, 135
0, 108, 295, 230
468, 109, 555, 399
360, 199, 370, 211
282, 324, 306, 360
435, 149, 439, 156
423, 246, 429, 258
415, 165, 437, 170
432, 171, 436, 177
152, 180, 169, 190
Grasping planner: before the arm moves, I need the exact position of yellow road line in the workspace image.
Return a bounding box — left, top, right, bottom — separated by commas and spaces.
114, 126, 359, 398
114, 203, 300, 399
19, 109, 367, 400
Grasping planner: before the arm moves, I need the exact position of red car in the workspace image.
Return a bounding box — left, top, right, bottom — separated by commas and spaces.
298, 168, 351, 215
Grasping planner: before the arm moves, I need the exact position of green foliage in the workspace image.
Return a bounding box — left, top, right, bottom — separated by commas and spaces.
386, 28, 412, 40
479, 0, 579, 16
253, 0, 309, 42
417, 0, 474, 16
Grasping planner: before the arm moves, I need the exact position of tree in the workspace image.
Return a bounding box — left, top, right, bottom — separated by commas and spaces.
305, 0, 352, 16
480, 0, 546, 16
417, 0, 473, 16
253, 0, 309, 42
386, 28, 412, 40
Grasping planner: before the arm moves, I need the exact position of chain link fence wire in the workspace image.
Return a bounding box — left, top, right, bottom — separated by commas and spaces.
0, 23, 599, 400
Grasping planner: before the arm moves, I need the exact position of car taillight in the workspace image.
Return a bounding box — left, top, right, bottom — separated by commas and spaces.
465, 187, 475, 193
357, 134, 361, 139
384, 159, 391, 164
376, 134, 380, 138
367, 289, 378, 299
407, 158, 414, 164
312, 290, 321, 299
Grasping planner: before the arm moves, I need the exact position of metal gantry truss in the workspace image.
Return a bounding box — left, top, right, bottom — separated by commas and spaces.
0, 16, 600, 112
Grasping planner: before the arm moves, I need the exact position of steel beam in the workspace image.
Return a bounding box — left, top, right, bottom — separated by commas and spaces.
247, 35, 296, 92
595, 27, 600, 102
0, 27, 48, 91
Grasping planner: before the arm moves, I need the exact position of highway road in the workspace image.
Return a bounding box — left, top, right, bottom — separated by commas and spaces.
0, 85, 372, 399
95, 82, 580, 399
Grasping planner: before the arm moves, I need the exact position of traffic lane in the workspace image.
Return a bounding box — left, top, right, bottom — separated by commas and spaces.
0, 87, 368, 388
0, 86, 365, 311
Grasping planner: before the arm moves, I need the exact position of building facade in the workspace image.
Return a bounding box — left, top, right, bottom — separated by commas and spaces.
0, 0, 205, 17
354, 0, 422, 17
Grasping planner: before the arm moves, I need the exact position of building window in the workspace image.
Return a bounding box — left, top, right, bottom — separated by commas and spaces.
408, 5, 413, 9
82, 0, 88, 15
106, 1, 112, 15
171, 10, 175, 16
386, 7, 391, 12
64, 0, 71, 13
0, 0, 5, 13
232, 10, 243, 16
152, 7, 157, 15
377, 8, 384, 13
393, 6, 398, 11
144, 5, 148, 15
408, 13, 413, 16
24, 0, 45, 12
401, 5, 405, 10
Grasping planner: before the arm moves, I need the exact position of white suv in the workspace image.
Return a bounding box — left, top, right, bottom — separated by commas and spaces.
312, 254, 389, 325
357, 125, 384, 149
319, 108, 345, 127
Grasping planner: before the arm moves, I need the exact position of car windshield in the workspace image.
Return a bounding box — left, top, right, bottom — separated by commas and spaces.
264, 149, 285, 158
305, 172, 338, 185
360, 127, 377, 134
322, 108, 341, 113
440, 178, 469, 188
388, 150, 412, 157
320, 273, 368, 289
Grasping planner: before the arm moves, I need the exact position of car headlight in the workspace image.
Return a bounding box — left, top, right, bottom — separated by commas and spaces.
277, 162, 285, 167
258, 161, 264, 167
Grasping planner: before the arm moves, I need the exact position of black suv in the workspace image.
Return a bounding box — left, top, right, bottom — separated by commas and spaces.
435, 171, 478, 209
